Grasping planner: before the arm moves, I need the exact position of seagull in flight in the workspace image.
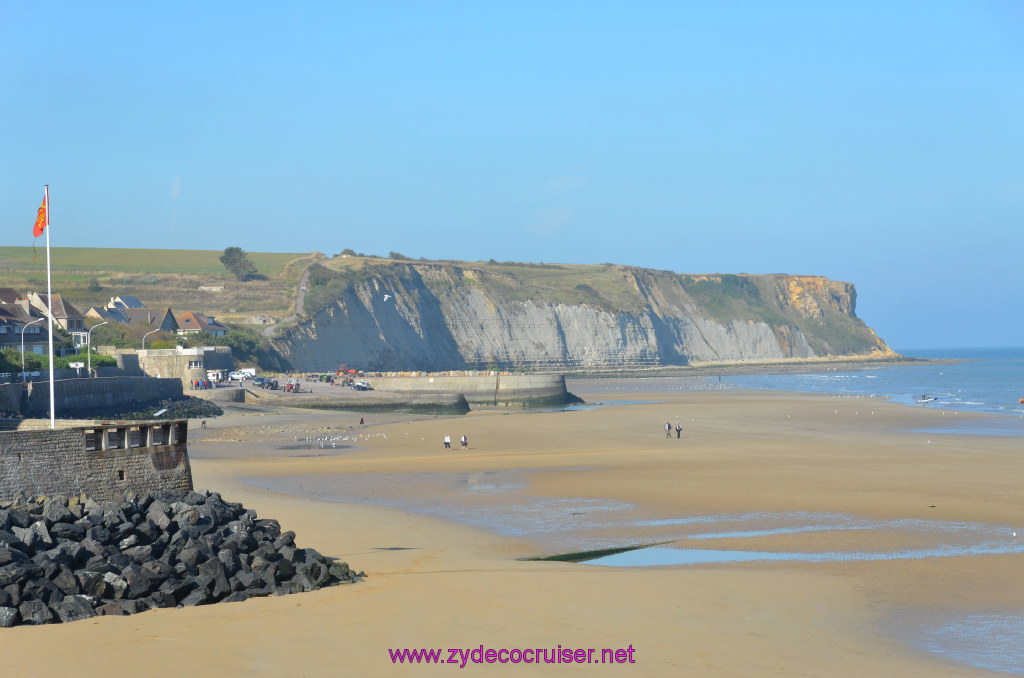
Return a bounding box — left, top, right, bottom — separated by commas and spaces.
383, 294, 392, 301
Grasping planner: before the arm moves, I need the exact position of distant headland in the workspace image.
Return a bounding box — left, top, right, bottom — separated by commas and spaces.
0, 247, 897, 374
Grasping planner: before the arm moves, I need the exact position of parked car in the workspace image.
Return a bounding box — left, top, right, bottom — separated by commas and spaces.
352, 381, 372, 391
228, 371, 246, 381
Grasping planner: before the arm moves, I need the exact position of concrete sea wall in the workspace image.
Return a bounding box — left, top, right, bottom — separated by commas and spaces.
366, 373, 572, 407
0, 420, 193, 503
0, 378, 182, 418
192, 388, 246, 404
278, 393, 471, 416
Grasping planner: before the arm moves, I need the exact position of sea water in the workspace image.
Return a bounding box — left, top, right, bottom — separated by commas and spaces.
720, 347, 1024, 435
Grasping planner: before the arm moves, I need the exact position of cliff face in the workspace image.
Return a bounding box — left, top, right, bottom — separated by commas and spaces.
275, 262, 895, 371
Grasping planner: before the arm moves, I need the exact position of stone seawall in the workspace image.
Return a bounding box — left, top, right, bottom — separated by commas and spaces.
0, 378, 182, 418
0, 383, 19, 415
0, 420, 193, 503
366, 373, 572, 407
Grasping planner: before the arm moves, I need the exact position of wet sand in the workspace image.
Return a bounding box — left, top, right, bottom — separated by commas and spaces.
4, 384, 1023, 676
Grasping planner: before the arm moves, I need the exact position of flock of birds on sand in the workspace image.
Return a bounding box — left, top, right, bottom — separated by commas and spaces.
294, 431, 391, 449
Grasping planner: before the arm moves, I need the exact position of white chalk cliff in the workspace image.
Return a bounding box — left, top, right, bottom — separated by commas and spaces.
274, 261, 895, 372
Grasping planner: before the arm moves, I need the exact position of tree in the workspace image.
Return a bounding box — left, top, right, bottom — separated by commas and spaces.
220, 247, 257, 281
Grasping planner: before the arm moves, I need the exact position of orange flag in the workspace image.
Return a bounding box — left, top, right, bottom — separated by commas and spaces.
33, 193, 48, 237
32, 191, 48, 260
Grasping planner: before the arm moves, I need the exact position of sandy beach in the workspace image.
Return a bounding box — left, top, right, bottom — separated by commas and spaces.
4, 381, 1023, 676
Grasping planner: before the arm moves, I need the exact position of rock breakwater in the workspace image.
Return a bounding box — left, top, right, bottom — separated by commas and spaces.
0, 489, 362, 627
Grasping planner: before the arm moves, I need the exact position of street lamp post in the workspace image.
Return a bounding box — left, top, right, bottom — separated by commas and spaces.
141, 328, 161, 375
86, 321, 108, 375
142, 328, 160, 351
20, 317, 46, 383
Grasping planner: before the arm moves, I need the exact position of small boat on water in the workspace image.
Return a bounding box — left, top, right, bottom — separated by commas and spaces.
916, 394, 938, 404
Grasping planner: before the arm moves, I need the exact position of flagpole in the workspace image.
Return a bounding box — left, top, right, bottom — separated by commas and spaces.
44, 185, 55, 429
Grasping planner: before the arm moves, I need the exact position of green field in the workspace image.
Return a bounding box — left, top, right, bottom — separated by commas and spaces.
0, 246, 311, 276
0, 246, 320, 320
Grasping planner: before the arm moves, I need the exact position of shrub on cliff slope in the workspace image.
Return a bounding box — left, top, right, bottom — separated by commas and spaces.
302, 263, 371, 316
179, 326, 291, 373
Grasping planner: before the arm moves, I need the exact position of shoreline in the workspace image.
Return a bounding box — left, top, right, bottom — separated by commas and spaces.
5, 385, 1022, 676
565, 354, 938, 379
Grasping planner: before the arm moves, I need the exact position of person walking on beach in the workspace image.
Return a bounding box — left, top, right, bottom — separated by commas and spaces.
665, 421, 672, 438
460, 434, 468, 449
675, 421, 682, 438
444, 434, 451, 450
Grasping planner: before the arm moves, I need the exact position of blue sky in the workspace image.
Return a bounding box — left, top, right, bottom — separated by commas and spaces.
2, 1, 1022, 351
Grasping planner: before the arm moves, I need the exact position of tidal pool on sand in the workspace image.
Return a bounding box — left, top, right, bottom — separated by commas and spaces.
248, 469, 1024, 564
249, 468, 1024, 674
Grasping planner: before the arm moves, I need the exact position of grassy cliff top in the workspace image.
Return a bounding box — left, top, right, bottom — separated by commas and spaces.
0, 246, 320, 320
1, 246, 854, 335
318, 257, 651, 314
